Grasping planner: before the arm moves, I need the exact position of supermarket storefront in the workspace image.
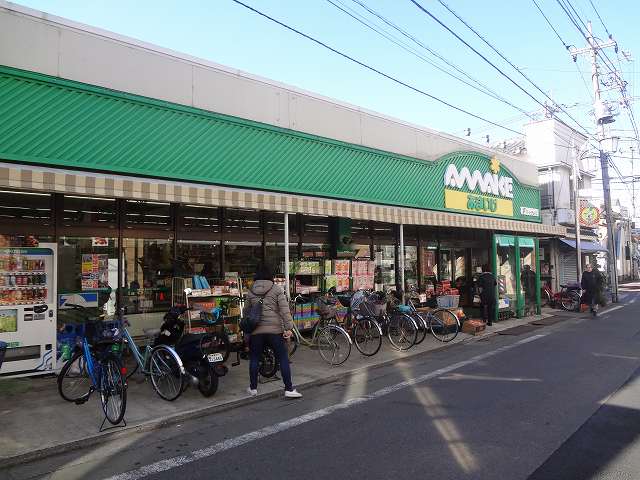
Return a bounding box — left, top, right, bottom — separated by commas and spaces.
0, 65, 563, 375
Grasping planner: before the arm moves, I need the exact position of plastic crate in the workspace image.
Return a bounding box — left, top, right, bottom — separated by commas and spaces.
436, 295, 460, 308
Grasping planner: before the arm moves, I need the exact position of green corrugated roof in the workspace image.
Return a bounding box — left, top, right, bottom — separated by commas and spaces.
0, 65, 541, 221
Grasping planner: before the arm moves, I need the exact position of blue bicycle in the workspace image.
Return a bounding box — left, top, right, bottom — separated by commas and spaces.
57, 304, 127, 428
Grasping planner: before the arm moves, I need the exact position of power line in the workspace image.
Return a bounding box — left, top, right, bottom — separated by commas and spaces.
531, 0, 569, 48
417, 0, 594, 138
587, 0, 611, 38
230, 0, 523, 135
347, 0, 523, 112
324, 0, 533, 118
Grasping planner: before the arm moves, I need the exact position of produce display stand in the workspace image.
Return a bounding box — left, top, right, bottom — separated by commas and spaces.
172, 277, 243, 344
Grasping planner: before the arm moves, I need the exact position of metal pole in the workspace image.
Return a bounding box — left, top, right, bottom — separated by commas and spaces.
284, 212, 290, 300
573, 151, 582, 283
399, 223, 405, 301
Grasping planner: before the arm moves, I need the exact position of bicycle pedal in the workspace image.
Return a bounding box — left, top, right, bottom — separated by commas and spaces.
74, 398, 88, 405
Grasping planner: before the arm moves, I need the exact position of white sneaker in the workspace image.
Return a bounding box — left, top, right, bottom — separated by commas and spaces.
247, 387, 258, 397
284, 389, 303, 399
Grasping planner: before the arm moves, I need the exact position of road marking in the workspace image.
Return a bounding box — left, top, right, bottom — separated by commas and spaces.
603, 305, 624, 315
104, 334, 548, 480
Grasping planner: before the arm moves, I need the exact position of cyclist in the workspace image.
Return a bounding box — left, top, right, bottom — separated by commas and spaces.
244, 264, 302, 399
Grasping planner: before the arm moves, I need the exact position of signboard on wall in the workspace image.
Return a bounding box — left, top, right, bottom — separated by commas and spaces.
579, 204, 601, 226
441, 153, 541, 221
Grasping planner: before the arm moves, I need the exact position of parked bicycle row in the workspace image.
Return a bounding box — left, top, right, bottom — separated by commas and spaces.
55, 269, 462, 429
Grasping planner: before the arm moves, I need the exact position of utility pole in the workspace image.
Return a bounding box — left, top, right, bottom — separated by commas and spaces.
631, 146, 636, 280
570, 21, 619, 302
572, 145, 582, 283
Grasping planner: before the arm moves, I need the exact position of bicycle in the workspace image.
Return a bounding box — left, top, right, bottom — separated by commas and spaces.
368, 291, 418, 351
540, 282, 581, 312
56, 304, 127, 429
406, 297, 460, 343
289, 292, 352, 366
336, 290, 383, 356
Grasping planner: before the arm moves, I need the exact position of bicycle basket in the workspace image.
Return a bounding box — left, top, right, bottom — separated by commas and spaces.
316, 297, 338, 319
359, 298, 387, 317
85, 319, 123, 345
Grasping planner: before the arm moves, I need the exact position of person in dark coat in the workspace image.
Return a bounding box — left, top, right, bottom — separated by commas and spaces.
580, 263, 598, 316
520, 265, 537, 315
477, 264, 497, 326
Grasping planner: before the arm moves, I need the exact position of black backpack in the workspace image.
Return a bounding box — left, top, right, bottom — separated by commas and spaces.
240, 284, 274, 334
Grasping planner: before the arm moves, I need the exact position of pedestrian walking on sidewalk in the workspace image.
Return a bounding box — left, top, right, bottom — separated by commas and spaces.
477, 264, 497, 326
581, 263, 598, 316
244, 265, 302, 399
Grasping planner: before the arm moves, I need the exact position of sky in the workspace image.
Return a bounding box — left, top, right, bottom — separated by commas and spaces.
10, 0, 640, 214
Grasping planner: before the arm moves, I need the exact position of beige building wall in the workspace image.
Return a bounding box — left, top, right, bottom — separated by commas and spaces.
0, 1, 539, 186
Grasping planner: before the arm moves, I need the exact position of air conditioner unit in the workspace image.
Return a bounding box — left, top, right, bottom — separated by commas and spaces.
556, 208, 575, 226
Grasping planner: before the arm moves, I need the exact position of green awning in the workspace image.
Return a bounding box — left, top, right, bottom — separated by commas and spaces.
518, 237, 535, 248
496, 235, 515, 247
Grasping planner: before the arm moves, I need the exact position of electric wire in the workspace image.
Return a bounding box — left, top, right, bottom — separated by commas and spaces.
324, 0, 533, 118
229, 0, 523, 135
531, 0, 570, 48
348, 0, 508, 102
418, 0, 594, 139
587, 0, 611, 38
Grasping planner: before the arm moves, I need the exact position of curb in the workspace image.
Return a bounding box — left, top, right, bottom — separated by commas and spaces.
0, 313, 558, 468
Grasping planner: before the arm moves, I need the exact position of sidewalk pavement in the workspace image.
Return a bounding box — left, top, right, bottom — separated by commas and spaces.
0, 310, 570, 467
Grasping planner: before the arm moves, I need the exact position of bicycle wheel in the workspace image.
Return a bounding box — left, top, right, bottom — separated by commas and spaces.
58, 350, 92, 403
560, 291, 580, 311
316, 325, 351, 366
99, 355, 127, 426
540, 288, 551, 308
149, 345, 184, 401
387, 313, 418, 351
259, 346, 278, 378
413, 313, 429, 345
430, 309, 460, 343
353, 318, 382, 356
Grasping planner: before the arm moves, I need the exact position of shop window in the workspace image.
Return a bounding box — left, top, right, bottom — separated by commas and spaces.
225, 241, 262, 291
176, 240, 220, 280
121, 238, 173, 323
520, 239, 536, 314
371, 223, 396, 242
0, 190, 53, 233
264, 212, 297, 241
497, 240, 517, 313
351, 220, 371, 242
404, 245, 418, 291
180, 204, 220, 235
224, 209, 261, 241
420, 244, 438, 290
57, 237, 119, 324
374, 244, 396, 291
439, 249, 452, 282
303, 215, 329, 237
124, 200, 173, 230
62, 196, 117, 228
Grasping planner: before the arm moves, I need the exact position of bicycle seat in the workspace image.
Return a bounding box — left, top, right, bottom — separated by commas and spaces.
560, 284, 580, 289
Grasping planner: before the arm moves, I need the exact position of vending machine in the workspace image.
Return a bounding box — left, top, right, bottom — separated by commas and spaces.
0, 243, 57, 377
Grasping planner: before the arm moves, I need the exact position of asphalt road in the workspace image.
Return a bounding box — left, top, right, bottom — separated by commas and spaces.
4, 285, 640, 480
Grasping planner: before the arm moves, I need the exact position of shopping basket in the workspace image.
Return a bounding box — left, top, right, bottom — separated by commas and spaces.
316, 296, 338, 319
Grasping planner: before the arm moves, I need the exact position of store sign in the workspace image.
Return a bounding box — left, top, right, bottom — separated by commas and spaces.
579, 205, 600, 226
444, 157, 516, 217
